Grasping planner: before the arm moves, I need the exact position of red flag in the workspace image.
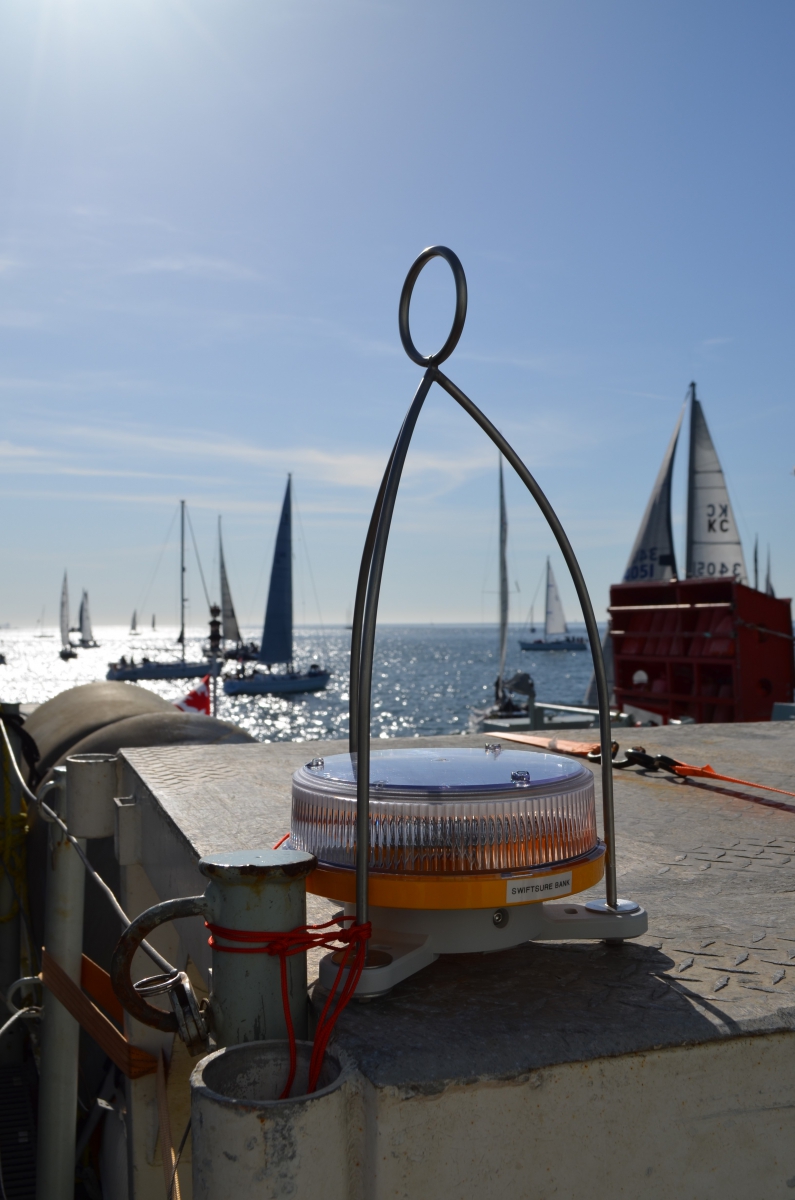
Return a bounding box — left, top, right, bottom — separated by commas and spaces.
174, 675, 211, 716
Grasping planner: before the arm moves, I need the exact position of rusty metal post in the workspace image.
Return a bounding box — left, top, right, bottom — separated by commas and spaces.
200, 849, 316, 1046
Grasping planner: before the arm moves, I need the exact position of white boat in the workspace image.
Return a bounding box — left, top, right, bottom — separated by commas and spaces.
130, 609, 139, 635
59, 573, 77, 660
78, 590, 99, 648
224, 478, 330, 697
519, 559, 587, 652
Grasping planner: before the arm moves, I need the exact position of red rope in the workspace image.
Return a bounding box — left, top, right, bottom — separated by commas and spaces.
206, 915, 371, 1098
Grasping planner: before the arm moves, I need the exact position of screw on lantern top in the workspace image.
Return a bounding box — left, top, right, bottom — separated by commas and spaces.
398, 246, 468, 367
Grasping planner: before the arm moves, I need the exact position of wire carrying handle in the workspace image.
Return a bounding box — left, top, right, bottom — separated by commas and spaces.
398, 245, 468, 366
349, 246, 621, 934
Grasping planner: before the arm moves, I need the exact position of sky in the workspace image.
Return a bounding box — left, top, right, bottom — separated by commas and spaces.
1, 0, 794, 630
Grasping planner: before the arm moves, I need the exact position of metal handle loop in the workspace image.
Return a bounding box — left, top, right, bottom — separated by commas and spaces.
398, 245, 467, 366
111, 895, 206, 1032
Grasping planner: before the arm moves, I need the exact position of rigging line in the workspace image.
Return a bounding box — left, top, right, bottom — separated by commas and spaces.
523, 565, 545, 628
186, 506, 212, 611
293, 492, 329, 660
134, 504, 179, 618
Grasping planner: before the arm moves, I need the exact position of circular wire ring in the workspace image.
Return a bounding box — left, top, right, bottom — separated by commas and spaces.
398, 246, 467, 366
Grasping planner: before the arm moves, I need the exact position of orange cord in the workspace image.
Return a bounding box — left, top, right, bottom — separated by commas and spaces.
206, 916, 371, 1098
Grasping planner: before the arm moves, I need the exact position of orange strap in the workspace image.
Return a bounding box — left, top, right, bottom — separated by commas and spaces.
671, 762, 795, 799
81, 953, 125, 1025
496, 731, 795, 801
40, 949, 157, 1079
497, 732, 601, 755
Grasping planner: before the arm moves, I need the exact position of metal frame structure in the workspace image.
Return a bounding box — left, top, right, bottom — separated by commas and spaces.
349, 246, 623, 934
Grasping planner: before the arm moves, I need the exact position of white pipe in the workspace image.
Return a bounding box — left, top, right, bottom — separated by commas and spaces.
35, 774, 86, 1200
35, 754, 119, 1200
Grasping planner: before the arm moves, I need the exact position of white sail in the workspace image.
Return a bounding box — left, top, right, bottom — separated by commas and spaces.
130, 609, 137, 633
624, 406, 682, 582
219, 517, 242, 644
60, 573, 70, 650
497, 459, 509, 687
79, 590, 95, 646
544, 559, 567, 638
686, 387, 747, 581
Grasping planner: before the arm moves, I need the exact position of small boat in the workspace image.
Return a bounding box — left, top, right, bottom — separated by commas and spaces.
59, 572, 77, 660
107, 501, 215, 682
519, 559, 587, 652
130, 609, 139, 635
224, 478, 330, 697
471, 460, 532, 727
78, 590, 99, 648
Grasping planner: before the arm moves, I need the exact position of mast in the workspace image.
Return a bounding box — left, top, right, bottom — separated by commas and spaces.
179, 499, 186, 660
685, 382, 697, 573
497, 458, 508, 697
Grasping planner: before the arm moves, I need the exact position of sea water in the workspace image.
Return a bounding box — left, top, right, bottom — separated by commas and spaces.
0, 624, 599, 743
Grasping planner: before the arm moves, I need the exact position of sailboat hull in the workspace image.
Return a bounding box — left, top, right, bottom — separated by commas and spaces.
106, 661, 215, 682
224, 670, 330, 696
520, 639, 587, 652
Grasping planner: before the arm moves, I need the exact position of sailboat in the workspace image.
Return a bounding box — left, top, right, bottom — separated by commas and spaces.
35, 607, 53, 637
472, 460, 533, 725
605, 383, 792, 724
107, 501, 217, 682
519, 559, 587, 652
59, 573, 77, 660
218, 518, 259, 662
77, 591, 99, 648
130, 610, 139, 635
224, 478, 330, 696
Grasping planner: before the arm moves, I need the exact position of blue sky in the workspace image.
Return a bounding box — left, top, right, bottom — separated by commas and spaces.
1, 0, 793, 629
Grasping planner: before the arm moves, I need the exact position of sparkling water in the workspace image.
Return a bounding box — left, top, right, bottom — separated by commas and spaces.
0, 624, 598, 743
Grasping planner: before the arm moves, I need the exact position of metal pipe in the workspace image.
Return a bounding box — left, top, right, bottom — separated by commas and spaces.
0, 704, 24, 1066
180, 499, 186, 662
434, 368, 618, 908
355, 371, 434, 931
35, 773, 86, 1200
348, 440, 398, 756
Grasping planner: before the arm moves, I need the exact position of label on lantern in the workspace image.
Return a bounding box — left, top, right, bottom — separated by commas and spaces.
505, 870, 573, 904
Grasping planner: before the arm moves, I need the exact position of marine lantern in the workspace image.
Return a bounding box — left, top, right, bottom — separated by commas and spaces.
290, 247, 647, 995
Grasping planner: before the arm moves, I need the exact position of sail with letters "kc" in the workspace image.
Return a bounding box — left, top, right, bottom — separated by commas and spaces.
685, 384, 747, 582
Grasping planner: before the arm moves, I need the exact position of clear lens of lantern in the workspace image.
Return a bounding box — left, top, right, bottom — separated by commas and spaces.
290, 747, 597, 874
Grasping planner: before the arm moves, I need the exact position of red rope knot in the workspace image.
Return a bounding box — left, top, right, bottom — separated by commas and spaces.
204, 915, 371, 1097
